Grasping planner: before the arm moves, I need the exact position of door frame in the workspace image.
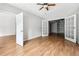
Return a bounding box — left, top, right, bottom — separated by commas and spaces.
65, 15, 76, 43
42, 20, 49, 36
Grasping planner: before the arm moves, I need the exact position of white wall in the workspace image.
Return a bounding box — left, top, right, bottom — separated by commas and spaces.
23, 12, 43, 40
0, 12, 16, 36
23, 13, 29, 40
28, 14, 42, 39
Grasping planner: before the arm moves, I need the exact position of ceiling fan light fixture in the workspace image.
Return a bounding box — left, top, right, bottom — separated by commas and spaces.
43, 5, 48, 8
37, 3, 56, 11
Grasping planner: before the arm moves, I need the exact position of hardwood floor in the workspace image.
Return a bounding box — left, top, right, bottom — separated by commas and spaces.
0, 34, 79, 56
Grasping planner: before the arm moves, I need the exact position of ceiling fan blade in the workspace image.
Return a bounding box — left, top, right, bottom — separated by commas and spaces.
37, 3, 44, 5
48, 4, 56, 6
40, 7, 44, 10
46, 7, 48, 11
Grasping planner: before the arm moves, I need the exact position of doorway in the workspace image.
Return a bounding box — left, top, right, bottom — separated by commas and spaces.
49, 19, 65, 38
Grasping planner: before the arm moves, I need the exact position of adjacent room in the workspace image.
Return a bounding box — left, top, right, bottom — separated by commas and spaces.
48, 19, 64, 37
0, 3, 79, 56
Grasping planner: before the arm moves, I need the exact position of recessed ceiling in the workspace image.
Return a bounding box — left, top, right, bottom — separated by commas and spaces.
7, 3, 79, 20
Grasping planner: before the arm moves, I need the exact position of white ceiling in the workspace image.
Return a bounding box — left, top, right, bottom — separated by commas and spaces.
0, 3, 21, 14
2, 3, 79, 20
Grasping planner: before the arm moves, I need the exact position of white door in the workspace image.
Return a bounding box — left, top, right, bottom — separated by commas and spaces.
65, 15, 76, 43
42, 20, 48, 36
16, 13, 24, 46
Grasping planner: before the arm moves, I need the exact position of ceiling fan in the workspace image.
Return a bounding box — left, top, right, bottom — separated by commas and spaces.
37, 3, 56, 11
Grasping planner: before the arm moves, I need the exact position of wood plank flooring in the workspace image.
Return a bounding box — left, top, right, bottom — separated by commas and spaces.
0, 34, 79, 56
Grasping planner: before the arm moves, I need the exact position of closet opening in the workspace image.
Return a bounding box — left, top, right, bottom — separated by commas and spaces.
48, 19, 65, 38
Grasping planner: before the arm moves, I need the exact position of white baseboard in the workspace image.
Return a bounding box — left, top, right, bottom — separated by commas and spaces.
0, 34, 15, 37
65, 37, 76, 43
28, 34, 41, 40
78, 41, 79, 44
